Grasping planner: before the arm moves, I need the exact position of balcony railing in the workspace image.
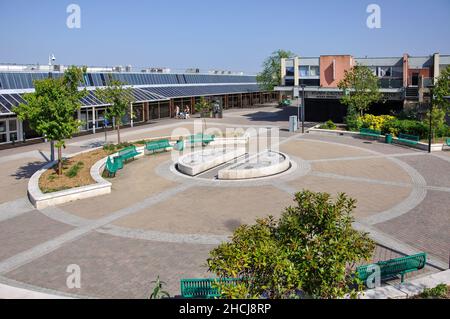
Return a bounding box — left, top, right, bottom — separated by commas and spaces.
407, 76, 434, 88
379, 78, 403, 89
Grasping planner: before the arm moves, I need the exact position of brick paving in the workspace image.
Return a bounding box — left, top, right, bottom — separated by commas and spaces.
5, 232, 212, 298
375, 190, 450, 263
0, 212, 74, 261
0, 106, 448, 298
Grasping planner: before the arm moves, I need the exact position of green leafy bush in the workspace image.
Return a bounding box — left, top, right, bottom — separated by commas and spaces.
417, 284, 448, 299
347, 113, 450, 140
207, 190, 375, 299
360, 114, 395, 131
320, 120, 337, 130
344, 106, 363, 131
383, 118, 428, 138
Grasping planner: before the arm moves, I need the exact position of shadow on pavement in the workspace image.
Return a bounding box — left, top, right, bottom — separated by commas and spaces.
12, 161, 47, 180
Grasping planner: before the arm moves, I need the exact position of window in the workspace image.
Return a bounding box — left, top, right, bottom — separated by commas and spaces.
378, 67, 392, 77
299, 66, 309, 77
286, 67, 294, 76
309, 66, 319, 76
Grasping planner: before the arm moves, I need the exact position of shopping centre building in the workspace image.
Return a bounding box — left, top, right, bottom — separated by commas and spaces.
0, 65, 277, 146
276, 53, 450, 122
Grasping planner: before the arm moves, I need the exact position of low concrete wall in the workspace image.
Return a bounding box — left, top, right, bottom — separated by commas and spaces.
178, 148, 246, 176
28, 146, 146, 210
218, 152, 291, 180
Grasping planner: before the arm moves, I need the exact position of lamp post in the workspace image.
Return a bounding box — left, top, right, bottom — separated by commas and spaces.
48, 54, 56, 161
427, 84, 435, 153
300, 84, 306, 133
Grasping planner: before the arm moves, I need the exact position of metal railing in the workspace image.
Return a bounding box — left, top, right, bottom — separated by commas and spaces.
379, 78, 403, 89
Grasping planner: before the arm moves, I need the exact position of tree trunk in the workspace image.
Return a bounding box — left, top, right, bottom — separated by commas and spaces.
57, 146, 63, 175
117, 124, 121, 144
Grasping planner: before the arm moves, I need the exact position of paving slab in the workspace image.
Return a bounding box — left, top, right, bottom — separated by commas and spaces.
0, 212, 74, 261
113, 185, 294, 235
0, 157, 46, 203
375, 190, 450, 263
4, 232, 213, 298
311, 157, 412, 184
280, 139, 371, 161
287, 175, 412, 219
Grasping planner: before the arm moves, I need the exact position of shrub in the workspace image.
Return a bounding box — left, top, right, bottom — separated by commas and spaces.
352, 114, 435, 139
207, 190, 375, 299
383, 118, 428, 138
344, 106, 363, 131
417, 284, 448, 299
320, 120, 337, 130
360, 114, 395, 131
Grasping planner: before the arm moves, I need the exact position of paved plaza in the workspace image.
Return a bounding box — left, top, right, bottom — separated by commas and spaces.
0, 106, 449, 298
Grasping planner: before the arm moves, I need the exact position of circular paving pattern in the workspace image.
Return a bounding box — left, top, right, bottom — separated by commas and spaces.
0, 113, 449, 298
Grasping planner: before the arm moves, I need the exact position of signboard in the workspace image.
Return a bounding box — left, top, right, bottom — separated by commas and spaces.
304, 90, 403, 101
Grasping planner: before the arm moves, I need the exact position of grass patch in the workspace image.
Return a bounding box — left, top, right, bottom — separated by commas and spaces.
65, 161, 84, 178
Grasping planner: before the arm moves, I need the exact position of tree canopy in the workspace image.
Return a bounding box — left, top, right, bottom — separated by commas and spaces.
207, 190, 375, 299
14, 66, 87, 174
95, 78, 135, 144
338, 64, 382, 116
257, 50, 296, 91
434, 65, 450, 112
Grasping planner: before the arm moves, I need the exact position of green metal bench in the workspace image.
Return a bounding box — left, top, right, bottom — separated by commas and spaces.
279, 99, 291, 107
180, 278, 242, 299
397, 133, 420, 145
104, 156, 120, 177
445, 137, 450, 147
359, 128, 382, 138
356, 252, 427, 286
145, 139, 172, 154
118, 145, 141, 161
189, 134, 215, 145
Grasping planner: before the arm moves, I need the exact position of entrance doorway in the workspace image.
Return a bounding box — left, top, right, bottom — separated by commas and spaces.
0, 118, 19, 144
411, 73, 419, 86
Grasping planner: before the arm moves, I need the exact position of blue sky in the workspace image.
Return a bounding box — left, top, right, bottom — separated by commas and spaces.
0, 0, 449, 74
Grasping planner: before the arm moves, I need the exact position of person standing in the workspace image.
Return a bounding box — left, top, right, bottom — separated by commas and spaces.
175, 105, 180, 119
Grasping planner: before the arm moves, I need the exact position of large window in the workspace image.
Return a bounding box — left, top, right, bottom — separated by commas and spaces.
309, 66, 319, 76
286, 67, 294, 76
299, 66, 309, 77
0, 118, 19, 144
299, 66, 319, 77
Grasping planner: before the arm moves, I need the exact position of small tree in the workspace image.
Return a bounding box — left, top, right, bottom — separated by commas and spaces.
434, 65, 450, 113
194, 97, 211, 117
96, 79, 135, 144
429, 65, 450, 141
149, 276, 170, 299
14, 66, 87, 175
257, 49, 296, 91
338, 65, 382, 117
207, 190, 375, 299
